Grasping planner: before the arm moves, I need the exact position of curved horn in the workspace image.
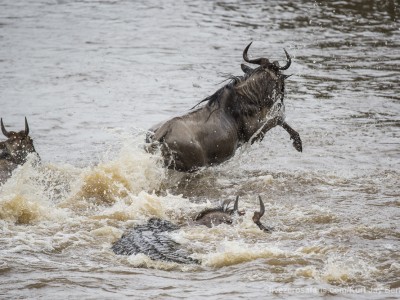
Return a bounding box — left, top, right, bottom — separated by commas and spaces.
24, 117, 29, 135
222, 199, 232, 212
253, 196, 272, 232
1, 118, 11, 138
243, 42, 253, 63
258, 195, 265, 218
279, 49, 291, 70
243, 42, 268, 65
233, 195, 239, 212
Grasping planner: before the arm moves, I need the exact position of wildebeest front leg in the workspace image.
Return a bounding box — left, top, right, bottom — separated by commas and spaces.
281, 122, 302, 152
250, 116, 283, 144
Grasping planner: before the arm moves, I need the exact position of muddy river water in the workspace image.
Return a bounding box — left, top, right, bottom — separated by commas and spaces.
0, 0, 399, 299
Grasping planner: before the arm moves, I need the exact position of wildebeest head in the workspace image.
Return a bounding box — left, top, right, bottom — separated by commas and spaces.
235, 42, 291, 110
1, 117, 37, 164
194, 195, 272, 232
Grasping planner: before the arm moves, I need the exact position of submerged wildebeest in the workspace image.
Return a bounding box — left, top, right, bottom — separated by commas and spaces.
146, 42, 302, 171
112, 196, 272, 264
0, 117, 37, 183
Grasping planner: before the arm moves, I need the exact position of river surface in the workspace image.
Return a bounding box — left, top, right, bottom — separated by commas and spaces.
0, 0, 399, 299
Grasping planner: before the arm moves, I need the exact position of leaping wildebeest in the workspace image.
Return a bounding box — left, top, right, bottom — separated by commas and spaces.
0, 117, 38, 183
146, 42, 302, 172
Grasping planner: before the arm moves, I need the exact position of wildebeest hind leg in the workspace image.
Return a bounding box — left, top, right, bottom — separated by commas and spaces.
281, 122, 302, 152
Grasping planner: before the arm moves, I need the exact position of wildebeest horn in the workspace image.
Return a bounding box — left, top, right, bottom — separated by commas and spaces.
252, 195, 265, 223
1, 118, 11, 138
258, 195, 265, 217
222, 199, 232, 212
25, 117, 29, 135
233, 195, 239, 212
243, 42, 269, 66
252, 196, 272, 232
279, 49, 291, 70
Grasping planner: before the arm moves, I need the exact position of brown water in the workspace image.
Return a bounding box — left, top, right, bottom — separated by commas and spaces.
0, 0, 399, 299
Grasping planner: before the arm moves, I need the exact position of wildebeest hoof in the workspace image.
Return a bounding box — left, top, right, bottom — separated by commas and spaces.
291, 134, 302, 152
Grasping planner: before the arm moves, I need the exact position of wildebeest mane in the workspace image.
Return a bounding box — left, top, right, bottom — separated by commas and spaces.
192, 66, 284, 118
190, 77, 238, 110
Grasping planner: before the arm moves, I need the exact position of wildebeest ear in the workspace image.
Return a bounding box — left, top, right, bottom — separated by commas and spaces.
241, 64, 253, 74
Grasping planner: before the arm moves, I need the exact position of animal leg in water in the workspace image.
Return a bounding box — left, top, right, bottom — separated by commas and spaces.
281, 122, 302, 152
250, 116, 283, 144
